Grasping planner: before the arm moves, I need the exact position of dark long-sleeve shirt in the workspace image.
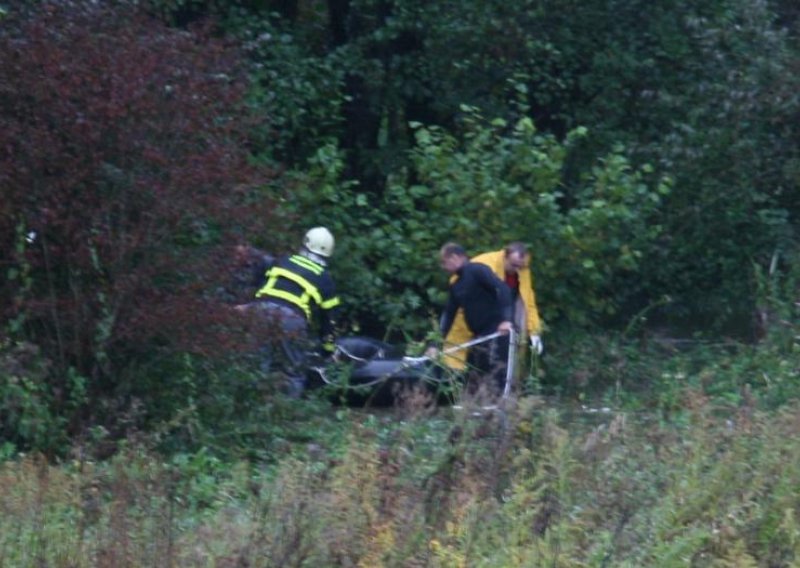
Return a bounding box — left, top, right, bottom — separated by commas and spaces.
440, 261, 513, 338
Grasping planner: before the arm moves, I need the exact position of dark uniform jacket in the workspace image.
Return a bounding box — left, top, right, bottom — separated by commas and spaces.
440, 261, 513, 338
255, 254, 340, 338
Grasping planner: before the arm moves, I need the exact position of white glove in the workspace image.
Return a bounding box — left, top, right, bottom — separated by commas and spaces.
529, 335, 543, 355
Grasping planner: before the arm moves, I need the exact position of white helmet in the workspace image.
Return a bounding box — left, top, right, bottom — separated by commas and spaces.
303, 226, 335, 257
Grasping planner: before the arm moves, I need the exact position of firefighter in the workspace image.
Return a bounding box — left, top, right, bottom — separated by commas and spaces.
248, 227, 340, 397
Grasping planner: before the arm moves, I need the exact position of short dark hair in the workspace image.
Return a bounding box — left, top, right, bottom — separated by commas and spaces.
505, 241, 528, 257
440, 242, 467, 258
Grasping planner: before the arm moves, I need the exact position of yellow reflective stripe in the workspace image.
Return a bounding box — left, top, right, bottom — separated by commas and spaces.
253, 262, 336, 320
263, 289, 311, 318
269, 267, 322, 304
254, 267, 324, 321
255, 271, 311, 318
254, 272, 279, 299
320, 296, 340, 310
290, 255, 323, 275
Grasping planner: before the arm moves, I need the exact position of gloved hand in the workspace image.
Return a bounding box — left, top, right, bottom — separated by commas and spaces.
529, 334, 543, 355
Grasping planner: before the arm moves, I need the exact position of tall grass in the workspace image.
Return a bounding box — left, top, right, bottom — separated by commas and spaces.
3, 380, 800, 567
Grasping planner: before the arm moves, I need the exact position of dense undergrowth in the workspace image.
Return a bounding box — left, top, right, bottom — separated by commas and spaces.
2, 325, 798, 567
2, 2, 798, 564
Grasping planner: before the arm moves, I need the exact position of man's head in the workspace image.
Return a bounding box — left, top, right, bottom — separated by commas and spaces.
303, 227, 335, 258
503, 241, 529, 273
439, 242, 468, 274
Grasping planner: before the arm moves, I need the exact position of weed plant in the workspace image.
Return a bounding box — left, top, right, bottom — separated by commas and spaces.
1, 299, 797, 566
3, 358, 800, 566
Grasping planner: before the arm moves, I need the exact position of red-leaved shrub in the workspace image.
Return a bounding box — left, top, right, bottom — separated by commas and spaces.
0, 2, 281, 407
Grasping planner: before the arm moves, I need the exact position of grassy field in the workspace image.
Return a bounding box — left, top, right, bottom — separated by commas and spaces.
3, 377, 800, 567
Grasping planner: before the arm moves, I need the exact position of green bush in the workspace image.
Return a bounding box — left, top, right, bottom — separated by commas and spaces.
0, 339, 79, 454
281, 109, 669, 341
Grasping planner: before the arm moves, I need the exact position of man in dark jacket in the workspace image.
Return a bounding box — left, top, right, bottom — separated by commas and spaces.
436, 242, 513, 395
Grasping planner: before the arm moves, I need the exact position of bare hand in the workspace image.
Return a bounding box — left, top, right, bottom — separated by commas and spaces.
424, 346, 439, 358
497, 321, 513, 334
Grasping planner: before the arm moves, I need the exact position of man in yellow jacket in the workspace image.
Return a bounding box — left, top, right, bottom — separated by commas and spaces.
443, 242, 543, 371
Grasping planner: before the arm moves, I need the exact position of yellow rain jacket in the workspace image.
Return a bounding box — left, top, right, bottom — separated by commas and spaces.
443, 249, 542, 370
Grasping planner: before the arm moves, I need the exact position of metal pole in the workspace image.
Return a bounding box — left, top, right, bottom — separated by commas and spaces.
401, 331, 505, 365
502, 328, 517, 399
442, 331, 504, 355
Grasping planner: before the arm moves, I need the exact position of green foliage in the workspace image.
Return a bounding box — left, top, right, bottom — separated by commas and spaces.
218, 0, 799, 336
5, 383, 800, 565
138, 0, 799, 337
588, 0, 800, 331
2, 0, 799, 474
0, 340, 65, 454
240, 15, 348, 166
281, 109, 667, 339
112, 350, 351, 466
